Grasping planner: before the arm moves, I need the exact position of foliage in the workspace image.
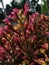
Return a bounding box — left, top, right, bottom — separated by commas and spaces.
11, 0, 26, 9
41, 0, 49, 15
0, 2, 49, 65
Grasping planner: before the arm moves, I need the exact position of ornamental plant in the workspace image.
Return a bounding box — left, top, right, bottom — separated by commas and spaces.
0, 3, 49, 65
